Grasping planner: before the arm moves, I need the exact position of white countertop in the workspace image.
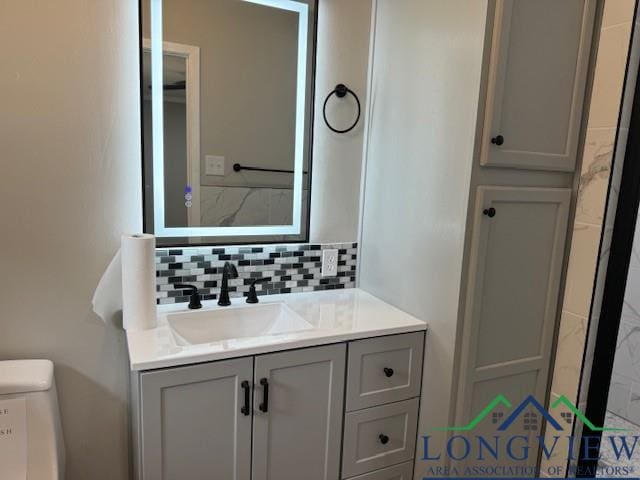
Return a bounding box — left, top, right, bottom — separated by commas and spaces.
126, 288, 427, 371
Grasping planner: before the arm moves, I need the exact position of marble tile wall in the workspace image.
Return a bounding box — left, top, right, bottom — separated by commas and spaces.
597, 411, 640, 475
542, 1, 635, 476
608, 212, 640, 423
200, 186, 308, 227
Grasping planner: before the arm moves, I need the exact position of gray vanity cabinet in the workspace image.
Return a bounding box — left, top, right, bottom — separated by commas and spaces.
135, 344, 346, 480
252, 344, 346, 480
133, 333, 424, 480
138, 357, 253, 480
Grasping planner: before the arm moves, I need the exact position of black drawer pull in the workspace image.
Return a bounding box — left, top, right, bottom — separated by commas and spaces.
241, 381, 251, 416
383, 367, 394, 378
259, 378, 269, 413
379, 434, 389, 445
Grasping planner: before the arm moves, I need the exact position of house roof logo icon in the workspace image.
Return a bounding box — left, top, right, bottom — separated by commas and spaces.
435, 394, 626, 432
497, 395, 562, 431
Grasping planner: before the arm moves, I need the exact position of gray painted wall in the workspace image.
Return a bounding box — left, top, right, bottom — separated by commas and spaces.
0, 1, 141, 479
310, 0, 372, 243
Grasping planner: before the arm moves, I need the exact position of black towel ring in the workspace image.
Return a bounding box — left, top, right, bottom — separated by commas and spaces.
323, 83, 361, 134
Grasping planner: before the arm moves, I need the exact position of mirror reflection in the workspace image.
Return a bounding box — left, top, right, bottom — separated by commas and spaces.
142, 0, 315, 242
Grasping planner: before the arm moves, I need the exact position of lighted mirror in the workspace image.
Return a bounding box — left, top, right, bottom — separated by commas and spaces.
141, 0, 317, 245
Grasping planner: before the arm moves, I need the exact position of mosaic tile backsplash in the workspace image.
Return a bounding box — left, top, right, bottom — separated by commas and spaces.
156, 242, 358, 305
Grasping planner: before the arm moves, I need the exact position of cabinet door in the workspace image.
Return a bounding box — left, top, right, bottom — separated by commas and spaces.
140, 358, 253, 480
480, 0, 596, 171
456, 186, 570, 468
252, 344, 346, 480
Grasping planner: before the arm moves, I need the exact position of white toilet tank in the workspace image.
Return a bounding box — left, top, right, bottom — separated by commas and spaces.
0, 360, 65, 480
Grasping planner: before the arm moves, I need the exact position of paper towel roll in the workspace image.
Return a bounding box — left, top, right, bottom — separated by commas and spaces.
121, 234, 157, 331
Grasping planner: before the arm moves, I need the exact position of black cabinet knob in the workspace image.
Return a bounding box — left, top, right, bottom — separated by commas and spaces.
379, 434, 389, 445
383, 367, 394, 378
491, 135, 504, 146
483, 207, 496, 218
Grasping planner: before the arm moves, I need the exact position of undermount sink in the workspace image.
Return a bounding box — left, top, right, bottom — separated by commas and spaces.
168, 302, 314, 346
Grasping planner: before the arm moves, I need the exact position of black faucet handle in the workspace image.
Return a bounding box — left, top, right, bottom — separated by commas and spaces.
174, 283, 202, 310
246, 277, 272, 304
223, 262, 239, 278
174, 283, 197, 294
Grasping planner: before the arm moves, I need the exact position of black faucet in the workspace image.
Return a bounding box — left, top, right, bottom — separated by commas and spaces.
174, 284, 202, 310
218, 262, 239, 306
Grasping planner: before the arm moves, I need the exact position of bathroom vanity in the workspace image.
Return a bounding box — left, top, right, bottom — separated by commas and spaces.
134, 2, 427, 476
127, 289, 426, 480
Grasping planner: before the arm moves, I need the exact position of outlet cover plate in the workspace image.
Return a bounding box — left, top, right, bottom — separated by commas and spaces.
321, 249, 338, 277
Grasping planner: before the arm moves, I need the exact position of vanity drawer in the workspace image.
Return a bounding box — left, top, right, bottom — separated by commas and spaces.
346, 332, 424, 411
347, 461, 414, 480
341, 398, 419, 478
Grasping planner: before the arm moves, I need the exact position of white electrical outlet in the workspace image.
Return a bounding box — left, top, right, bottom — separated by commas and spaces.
321, 249, 338, 277
205, 155, 225, 176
